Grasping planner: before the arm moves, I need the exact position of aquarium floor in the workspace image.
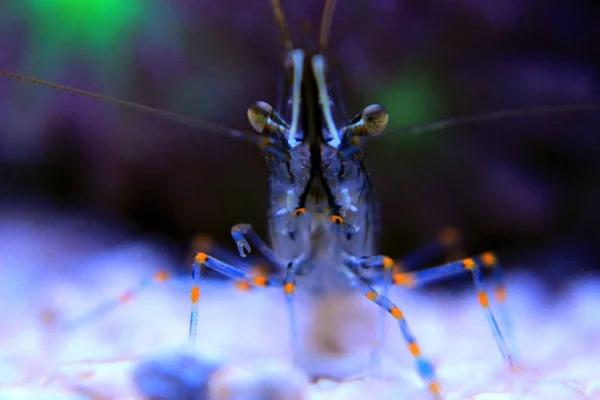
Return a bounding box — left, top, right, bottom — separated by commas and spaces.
0, 210, 598, 400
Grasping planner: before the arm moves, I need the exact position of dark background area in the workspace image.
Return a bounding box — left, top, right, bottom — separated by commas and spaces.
0, 0, 599, 286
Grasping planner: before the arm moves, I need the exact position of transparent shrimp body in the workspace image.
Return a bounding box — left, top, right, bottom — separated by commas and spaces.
263, 56, 382, 292
267, 141, 379, 293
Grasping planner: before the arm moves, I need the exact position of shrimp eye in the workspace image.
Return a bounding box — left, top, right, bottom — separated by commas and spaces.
361, 104, 389, 136
247, 101, 273, 133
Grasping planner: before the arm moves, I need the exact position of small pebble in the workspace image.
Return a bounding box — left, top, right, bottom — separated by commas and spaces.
133, 348, 220, 400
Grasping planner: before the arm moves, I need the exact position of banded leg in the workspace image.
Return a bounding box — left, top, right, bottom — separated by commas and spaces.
345, 228, 456, 373
282, 252, 310, 361
345, 255, 403, 376
192, 233, 276, 293
389, 252, 515, 368
347, 228, 461, 376
189, 248, 307, 364
64, 231, 269, 330
191, 233, 252, 267
194, 225, 306, 362
189, 252, 284, 342
344, 226, 461, 275
64, 270, 172, 329
342, 267, 441, 398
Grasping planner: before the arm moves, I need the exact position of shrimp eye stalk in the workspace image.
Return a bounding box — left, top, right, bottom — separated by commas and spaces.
342, 104, 389, 138
247, 101, 289, 134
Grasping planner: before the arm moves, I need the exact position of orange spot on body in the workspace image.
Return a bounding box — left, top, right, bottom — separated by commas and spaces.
429, 381, 441, 396
462, 258, 476, 270
154, 270, 170, 282
293, 208, 306, 217
235, 281, 252, 292
195, 253, 208, 264
330, 215, 344, 224
478, 291, 489, 308
408, 342, 421, 357
366, 291, 378, 301
390, 307, 404, 320
382, 256, 394, 270
191, 287, 200, 303
253, 276, 268, 287
495, 286, 507, 303
119, 291, 134, 303
481, 252, 497, 267
393, 273, 415, 288
284, 282, 295, 295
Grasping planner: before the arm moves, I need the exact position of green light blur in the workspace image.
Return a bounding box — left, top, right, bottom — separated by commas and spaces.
20, 0, 143, 52
374, 67, 444, 135
4, 0, 147, 132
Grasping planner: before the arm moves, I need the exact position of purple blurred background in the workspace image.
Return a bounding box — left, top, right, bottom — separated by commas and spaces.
1, 0, 600, 285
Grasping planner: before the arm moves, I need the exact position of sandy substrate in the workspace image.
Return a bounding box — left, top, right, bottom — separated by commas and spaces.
0, 209, 598, 399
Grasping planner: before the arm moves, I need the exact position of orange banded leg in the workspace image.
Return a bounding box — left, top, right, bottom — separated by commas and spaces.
344, 270, 441, 398
282, 253, 310, 361
343, 254, 395, 375
64, 270, 171, 329
232, 222, 308, 359
189, 252, 284, 342
345, 229, 459, 375
192, 233, 275, 293
191, 233, 256, 268
232, 264, 272, 292
390, 253, 515, 368
482, 253, 513, 349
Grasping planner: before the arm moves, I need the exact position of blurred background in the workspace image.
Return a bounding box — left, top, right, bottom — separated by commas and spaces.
0, 0, 599, 286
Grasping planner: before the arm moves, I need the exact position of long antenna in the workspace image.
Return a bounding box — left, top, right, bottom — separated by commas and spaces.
269, 0, 294, 52
386, 104, 600, 137
0, 69, 268, 146
319, 0, 337, 54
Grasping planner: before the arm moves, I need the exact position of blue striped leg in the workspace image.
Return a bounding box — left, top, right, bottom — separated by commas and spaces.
281, 252, 311, 362
484, 254, 513, 352
191, 233, 273, 291
64, 269, 172, 330
189, 252, 284, 343
189, 250, 307, 365
342, 265, 442, 398
231, 223, 307, 360
344, 255, 394, 375
351, 228, 461, 375
390, 252, 515, 369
